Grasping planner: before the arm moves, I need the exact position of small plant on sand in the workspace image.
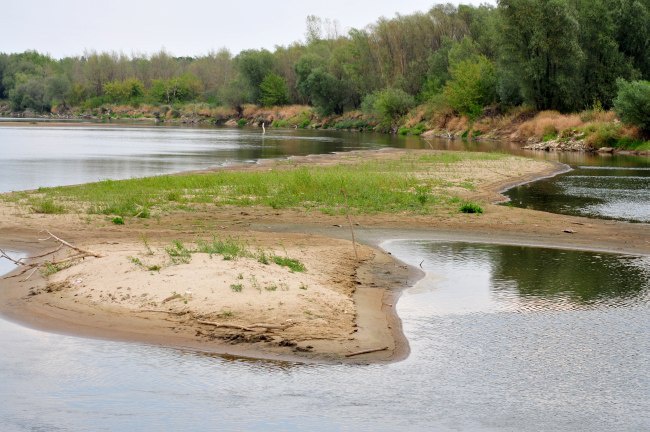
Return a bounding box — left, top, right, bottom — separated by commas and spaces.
217, 310, 235, 318
166, 240, 192, 264
459, 202, 484, 214
299, 282, 308, 290
271, 255, 306, 272
129, 256, 144, 267
140, 234, 154, 256
41, 261, 72, 276
265, 283, 278, 292
111, 216, 124, 225
257, 249, 270, 265
230, 283, 243, 293
250, 275, 261, 293
31, 199, 66, 214
237, 273, 244, 280
196, 236, 248, 260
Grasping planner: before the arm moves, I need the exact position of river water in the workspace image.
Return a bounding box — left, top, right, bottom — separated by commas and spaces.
1, 125, 649, 431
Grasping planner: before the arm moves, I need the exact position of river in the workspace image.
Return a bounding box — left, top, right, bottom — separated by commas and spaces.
1, 124, 649, 431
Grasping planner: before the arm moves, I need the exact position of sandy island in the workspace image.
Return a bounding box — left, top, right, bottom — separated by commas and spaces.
1, 149, 649, 363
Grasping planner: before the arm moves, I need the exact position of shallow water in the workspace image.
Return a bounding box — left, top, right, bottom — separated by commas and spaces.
504, 157, 650, 222
0, 125, 424, 193
1, 241, 648, 431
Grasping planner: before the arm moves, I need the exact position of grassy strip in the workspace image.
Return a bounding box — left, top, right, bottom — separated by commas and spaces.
7, 152, 508, 217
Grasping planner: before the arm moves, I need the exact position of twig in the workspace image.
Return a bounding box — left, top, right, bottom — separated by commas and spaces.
197, 320, 253, 331
40, 230, 103, 258
2, 264, 39, 279
28, 244, 63, 259
138, 309, 189, 316
345, 346, 389, 357
22, 267, 39, 282
0, 249, 26, 266
341, 188, 359, 260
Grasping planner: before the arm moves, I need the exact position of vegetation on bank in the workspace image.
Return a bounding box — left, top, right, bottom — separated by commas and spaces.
1, 1, 649, 149
6, 152, 507, 219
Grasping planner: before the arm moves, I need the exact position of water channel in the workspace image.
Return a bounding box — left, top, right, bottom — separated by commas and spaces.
0, 124, 648, 431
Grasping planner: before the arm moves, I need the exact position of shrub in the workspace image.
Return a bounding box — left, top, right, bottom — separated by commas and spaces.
31, 199, 66, 214
237, 118, 247, 127
111, 216, 124, 225
259, 73, 289, 107
363, 88, 416, 127
459, 202, 484, 214
614, 79, 650, 134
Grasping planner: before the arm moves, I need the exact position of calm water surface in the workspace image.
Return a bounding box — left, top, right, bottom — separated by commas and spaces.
1, 242, 648, 431
0, 125, 424, 193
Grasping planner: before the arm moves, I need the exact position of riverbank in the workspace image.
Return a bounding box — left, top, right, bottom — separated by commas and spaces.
4, 103, 649, 155
1, 149, 649, 363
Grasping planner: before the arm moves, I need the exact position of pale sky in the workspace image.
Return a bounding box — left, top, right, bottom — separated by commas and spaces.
1, 1, 495, 58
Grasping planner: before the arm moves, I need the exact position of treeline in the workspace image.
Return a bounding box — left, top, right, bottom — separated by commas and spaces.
1, 1, 649, 123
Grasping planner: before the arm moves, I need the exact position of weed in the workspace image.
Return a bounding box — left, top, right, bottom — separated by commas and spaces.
272, 255, 306, 272
257, 249, 270, 265
196, 236, 248, 260
41, 261, 72, 276
299, 283, 308, 290
265, 284, 278, 292
217, 310, 234, 318
237, 273, 244, 280
31, 199, 66, 214
129, 256, 143, 267
166, 240, 192, 264
230, 283, 243, 293
112, 216, 124, 225
459, 202, 484, 214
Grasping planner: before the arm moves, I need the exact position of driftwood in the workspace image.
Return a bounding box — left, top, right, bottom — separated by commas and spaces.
138, 309, 189, 316
197, 320, 295, 332
40, 230, 103, 258
0, 248, 26, 266
344, 346, 389, 358
341, 188, 359, 260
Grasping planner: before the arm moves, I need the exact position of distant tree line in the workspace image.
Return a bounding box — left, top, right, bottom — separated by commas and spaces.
1, 1, 649, 121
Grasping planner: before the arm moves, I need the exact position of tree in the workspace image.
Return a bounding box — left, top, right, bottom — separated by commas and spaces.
259, 73, 289, 106
236, 49, 275, 103
443, 56, 497, 119
364, 87, 415, 129
150, 74, 201, 104
614, 79, 650, 134
498, 0, 584, 111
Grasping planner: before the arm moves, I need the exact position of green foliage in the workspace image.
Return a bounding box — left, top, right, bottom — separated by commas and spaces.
230, 284, 243, 293
236, 49, 275, 103
364, 88, 415, 127
196, 237, 248, 260
31, 199, 66, 214
103, 78, 144, 103
271, 256, 306, 272
259, 73, 289, 106
498, 0, 584, 112
165, 240, 192, 264
236, 118, 247, 127
614, 79, 650, 133
443, 55, 497, 119
150, 74, 201, 104
111, 216, 124, 225
459, 202, 484, 214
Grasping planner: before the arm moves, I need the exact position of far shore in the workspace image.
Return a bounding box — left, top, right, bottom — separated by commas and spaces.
1, 149, 649, 364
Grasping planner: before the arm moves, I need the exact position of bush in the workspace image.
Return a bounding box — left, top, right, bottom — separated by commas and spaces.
459, 202, 484, 214
614, 79, 650, 134
363, 88, 415, 128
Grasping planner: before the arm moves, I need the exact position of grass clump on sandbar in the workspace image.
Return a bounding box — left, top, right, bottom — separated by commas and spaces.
10, 151, 511, 217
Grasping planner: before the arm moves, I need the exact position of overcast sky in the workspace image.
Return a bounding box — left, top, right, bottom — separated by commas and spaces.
2, 1, 496, 58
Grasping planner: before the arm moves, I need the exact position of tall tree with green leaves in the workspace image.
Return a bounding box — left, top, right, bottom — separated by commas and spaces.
497, 0, 583, 111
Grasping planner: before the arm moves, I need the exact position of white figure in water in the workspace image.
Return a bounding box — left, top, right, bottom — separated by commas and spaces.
262, 121, 266, 135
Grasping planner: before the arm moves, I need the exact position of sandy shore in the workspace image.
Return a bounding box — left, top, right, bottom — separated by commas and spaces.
1, 149, 649, 363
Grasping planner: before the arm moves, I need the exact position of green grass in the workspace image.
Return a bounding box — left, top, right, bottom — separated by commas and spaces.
230, 283, 243, 293
12, 152, 511, 217
459, 202, 484, 214
41, 261, 72, 276
196, 237, 248, 260
31, 199, 66, 214
271, 255, 306, 272
166, 240, 192, 264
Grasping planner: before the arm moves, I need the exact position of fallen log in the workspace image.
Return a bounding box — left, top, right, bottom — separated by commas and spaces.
344, 346, 389, 357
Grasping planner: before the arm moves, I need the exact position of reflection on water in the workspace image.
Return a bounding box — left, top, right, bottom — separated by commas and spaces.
1, 242, 649, 431
387, 241, 650, 315
0, 125, 425, 193
505, 161, 650, 222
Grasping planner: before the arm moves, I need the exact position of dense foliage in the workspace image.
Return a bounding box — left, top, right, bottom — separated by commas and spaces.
1, 1, 648, 120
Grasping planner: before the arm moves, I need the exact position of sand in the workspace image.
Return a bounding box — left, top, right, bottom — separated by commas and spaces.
1, 149, 649, 363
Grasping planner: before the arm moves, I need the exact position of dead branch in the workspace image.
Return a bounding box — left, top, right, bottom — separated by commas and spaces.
249, 323, 295, 330
22, 267, 39, 282
341, 188, 359, 260
197, 320, 254, 331
138, 309, 189, 316
0, 249, 26, 266
40, 230, 103, 258
2, 264, 39, 279
29, 244, 63, 259
344, 346, 389, 357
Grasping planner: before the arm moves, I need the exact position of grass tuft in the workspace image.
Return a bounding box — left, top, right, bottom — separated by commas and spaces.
459, 202, 484, 214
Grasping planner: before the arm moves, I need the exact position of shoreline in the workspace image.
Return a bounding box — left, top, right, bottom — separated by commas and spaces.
1, 150, 649, 364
